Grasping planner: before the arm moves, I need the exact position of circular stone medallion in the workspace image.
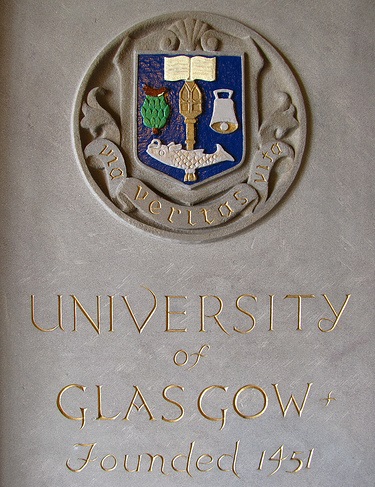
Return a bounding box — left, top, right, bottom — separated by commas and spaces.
74, 12, 306, 242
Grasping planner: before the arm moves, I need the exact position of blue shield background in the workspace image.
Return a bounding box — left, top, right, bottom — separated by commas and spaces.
137, 54, 244, 185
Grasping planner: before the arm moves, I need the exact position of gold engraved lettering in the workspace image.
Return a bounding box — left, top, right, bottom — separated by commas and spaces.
123, 385, 156, 421
168, 207, 181, 223
187, 210, 197, 226
31, 294, 64, 332
188, 344, 210, 370
96, 385, 121, 421
107, 156, 119, 165
269, 445, 288, 476
271, 142, 282, 155
173, 346, 210, 369
101, 454, 117, 472
272, 383, 313, 417
162, 385, 185, 423
254, 172, 267, 183
149, 200, 162, 215
196, 454, 214, 472
200, 295, 230, 335
124, 455, 142, 473
254, 163, 270, 182
288, 451, 304, 474
109, 168, 123, 180
165, 296, 187, 332
66, 443, 97, 473
218, 201, 234, 218
233, 385, 268, 419
174, 350, 189, 366
318, 294, 351, 332
134, 185, 149, 201
258, 450, 266, 470
233, 190, 249, 206
99, 144, 112, 157
200, 208, 215, 225
144, 453, 168, 475
57, 295, 64, 330
171, 441, 195, 478
108, 295, 114, 332
306, 449, 314, 469
322, 391, 336, 407
269, 295, 274, 331
122, 287, 157, 334
259, 447, 315, 475
98, 145, 119, 166
262, 151, 273, 162
71, 295, 101, 334
217, 441, 240, 478
57, 384, 87, 429
284, 294, 315, 330
198, 385, 228, 430
234, 294, 257, 333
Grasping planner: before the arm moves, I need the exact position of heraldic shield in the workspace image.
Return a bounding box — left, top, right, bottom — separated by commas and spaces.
136, 53, 244, 186
75, 13, 306, 241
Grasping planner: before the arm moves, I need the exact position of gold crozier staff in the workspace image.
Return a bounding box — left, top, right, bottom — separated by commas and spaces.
179, 81, 202, 151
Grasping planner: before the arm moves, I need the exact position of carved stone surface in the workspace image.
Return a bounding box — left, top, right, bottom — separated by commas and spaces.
0, 2, 374, 487
74, 12, 307, 241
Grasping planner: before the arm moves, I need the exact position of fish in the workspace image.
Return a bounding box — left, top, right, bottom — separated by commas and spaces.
146, 139, 234, 182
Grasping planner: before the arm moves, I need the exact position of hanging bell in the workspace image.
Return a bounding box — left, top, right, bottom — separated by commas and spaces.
209, 89, 238, 134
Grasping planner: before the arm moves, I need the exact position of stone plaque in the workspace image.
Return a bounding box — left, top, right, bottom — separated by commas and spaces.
0, 1, 374, 486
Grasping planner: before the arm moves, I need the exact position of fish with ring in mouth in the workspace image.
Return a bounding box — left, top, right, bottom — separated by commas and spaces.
146, 139, 234, 182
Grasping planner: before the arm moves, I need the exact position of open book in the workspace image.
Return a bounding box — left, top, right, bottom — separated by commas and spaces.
164, 55, 216, 81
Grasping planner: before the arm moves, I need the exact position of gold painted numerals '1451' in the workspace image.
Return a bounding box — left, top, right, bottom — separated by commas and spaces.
258, 446, 314, 476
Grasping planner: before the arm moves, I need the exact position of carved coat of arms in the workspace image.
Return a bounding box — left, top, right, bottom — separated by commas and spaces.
74, 13, 306, 241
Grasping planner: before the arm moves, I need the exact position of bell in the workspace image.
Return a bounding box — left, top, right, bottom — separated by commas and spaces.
209, 89, 238, 134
